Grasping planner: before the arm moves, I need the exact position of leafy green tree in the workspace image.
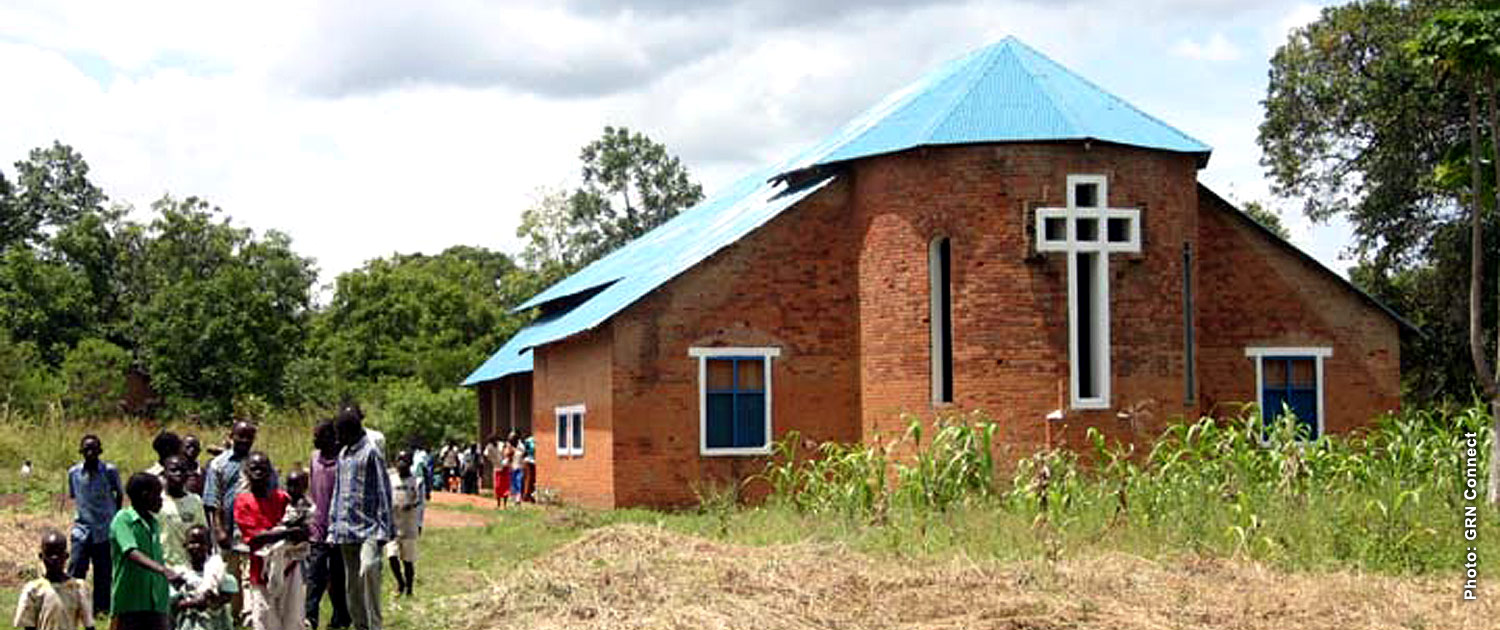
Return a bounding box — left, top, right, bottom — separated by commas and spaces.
1260, 0, 1467, 270
316, 246, 530, 391
133, 196, 317, 420
0, 144, 128, 363
0, 247, 95, 364
60, 338, 130, 420
1408, 2, 1500, 502
0, 332, 63, 420
1258, 0, 1499, 405
0, 142, 107, 252
517, 188, 584, 284
519, 127, 704, 274
374, 378, 476, 451
1240, 200, 1292, 239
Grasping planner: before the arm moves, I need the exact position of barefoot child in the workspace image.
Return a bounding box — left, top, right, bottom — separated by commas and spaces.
385, 450, 423, 597
169, 526, 236, 630
13, 531, 93, 630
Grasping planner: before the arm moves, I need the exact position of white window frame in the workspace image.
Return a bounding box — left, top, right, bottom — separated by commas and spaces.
1034, 174, 1141, 410
1244, 347, 1331, 442
554, 404, 585, 457
689, 346, 780, 456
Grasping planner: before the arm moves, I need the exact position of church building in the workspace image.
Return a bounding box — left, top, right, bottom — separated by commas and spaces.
464, 37, 1409, 508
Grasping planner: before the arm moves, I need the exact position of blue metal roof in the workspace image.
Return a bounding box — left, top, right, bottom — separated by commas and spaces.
461, 332, 534, 386
466, 36, 1210, 385
463, 170, 834, 385
778, 36, 1210, 176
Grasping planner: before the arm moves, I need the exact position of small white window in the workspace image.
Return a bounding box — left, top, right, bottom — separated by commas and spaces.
1245, 347, 1330, 441
554, 404, 585, 457
689, 347, 780, 456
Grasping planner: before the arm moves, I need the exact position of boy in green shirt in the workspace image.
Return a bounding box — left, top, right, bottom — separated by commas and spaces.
110, 473, 185, 630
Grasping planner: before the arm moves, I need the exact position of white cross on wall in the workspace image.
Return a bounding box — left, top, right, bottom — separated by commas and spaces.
1034, 174, 1141, 409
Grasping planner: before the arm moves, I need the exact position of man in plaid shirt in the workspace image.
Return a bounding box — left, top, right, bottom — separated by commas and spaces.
327, 405, 394, 630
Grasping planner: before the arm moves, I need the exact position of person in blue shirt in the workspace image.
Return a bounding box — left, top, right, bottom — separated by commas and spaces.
201, 421, 276, 623
328, 405, 394, 630
67, 434, 122, 617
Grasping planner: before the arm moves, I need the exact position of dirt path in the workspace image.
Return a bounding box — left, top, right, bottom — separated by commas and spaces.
422, 491, 507, 529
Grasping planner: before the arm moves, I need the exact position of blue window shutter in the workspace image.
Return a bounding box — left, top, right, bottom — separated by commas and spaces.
734, 393, 766, 448
1261, 356, 1320, 440
1288, 390, 1318, 439
706, 393, 735, 448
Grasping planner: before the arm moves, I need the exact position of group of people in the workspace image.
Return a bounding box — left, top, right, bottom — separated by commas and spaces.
435, 433, 534, 506
17, 405, 426, 630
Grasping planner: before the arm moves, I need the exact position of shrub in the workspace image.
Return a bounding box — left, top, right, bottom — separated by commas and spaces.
374, 378, 475, 451
280, 354, 342, 412
60, 338, 130, 420
0, 334, 63, 421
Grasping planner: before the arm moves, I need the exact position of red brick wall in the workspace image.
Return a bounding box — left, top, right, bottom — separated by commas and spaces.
531, 328, 615, 508
607, 179, 862, 507
850, 144, 1203, 457
525, 142, 1402, 508
1196, 192, 1401, 434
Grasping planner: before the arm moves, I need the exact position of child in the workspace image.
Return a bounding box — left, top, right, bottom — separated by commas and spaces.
110, 472, 185, 630
157, 456, 206, 569
508, 435, 525, 508
385, 450, 423, 597
483, 436, 507, 508
236, 453, 306, 630
254, 470, 312, 598
169, 526, 237, 630
13, 530, 93, 630
68, 435, 120, 617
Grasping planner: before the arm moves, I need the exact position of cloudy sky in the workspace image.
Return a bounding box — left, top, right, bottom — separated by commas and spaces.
0, 0, 1342, 289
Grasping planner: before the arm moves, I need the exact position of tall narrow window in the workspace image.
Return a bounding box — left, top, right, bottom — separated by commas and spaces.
1074, 251, 1103, 399
1182, 242, 1195, 402
929, 237, 954, 404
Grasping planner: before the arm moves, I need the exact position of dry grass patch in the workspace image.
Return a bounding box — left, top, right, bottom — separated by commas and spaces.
0, 511, 70, 587
454, 524, 1486, 630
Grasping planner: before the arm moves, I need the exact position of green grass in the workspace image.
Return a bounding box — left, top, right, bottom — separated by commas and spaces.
1, 401, 1496, 627
0, 415, 320, 510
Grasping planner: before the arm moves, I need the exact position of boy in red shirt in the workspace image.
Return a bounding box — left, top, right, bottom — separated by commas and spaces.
234, 453, 307, 630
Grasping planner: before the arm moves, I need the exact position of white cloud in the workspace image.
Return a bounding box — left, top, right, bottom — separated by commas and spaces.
1172, 33, 1242, 62
1268, 3, 1324, 53
0, 0, 1356, 284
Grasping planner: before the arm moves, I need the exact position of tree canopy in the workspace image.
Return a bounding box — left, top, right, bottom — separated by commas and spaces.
0, 127, 704, 424
314, 246, 532, 393
519, 126, 704, 278
1259, 0, 1498, 402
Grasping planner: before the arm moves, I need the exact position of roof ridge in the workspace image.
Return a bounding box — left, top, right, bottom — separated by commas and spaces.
921, 41, 1011, 147
1011, 39, 1207, 149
